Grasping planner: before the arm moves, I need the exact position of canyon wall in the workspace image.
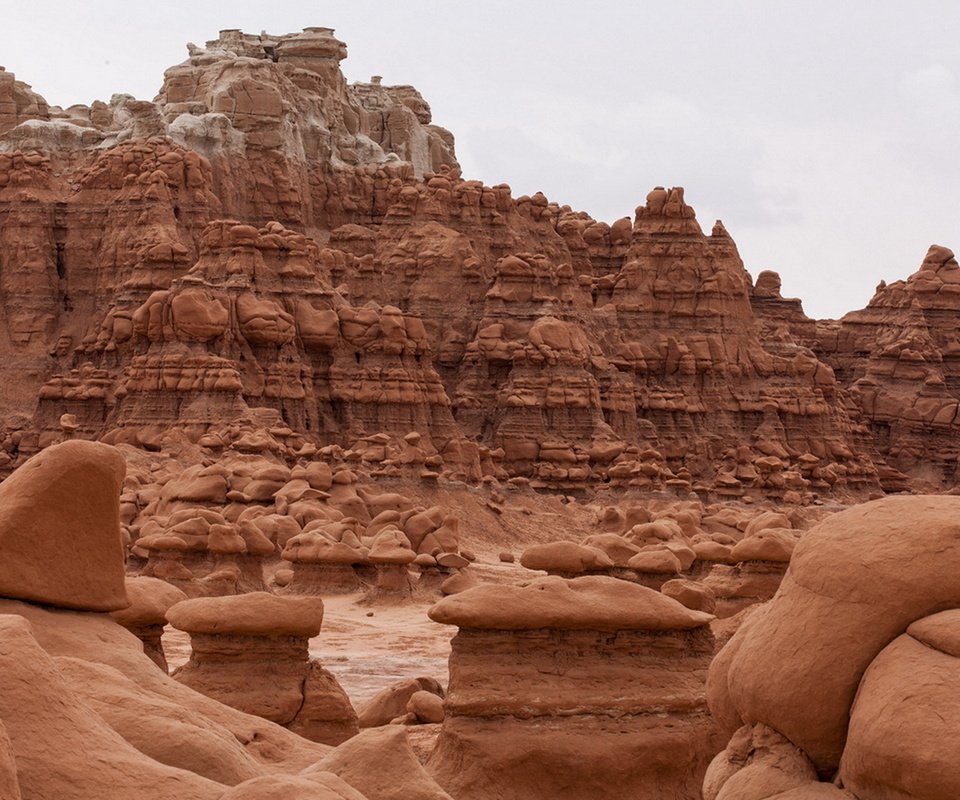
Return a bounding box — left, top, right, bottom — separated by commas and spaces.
0, 26, 953, 498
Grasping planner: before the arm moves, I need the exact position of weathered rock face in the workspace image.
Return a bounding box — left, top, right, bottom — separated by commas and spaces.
817, 244, 960, 491
0, 27, 458, 467
82, 218, 456, 452
5, 23, 960, 502
839, 610, 960, 799
157, 27, 457, 219
427, 576, 723, 800
0, 25, 889, 500
0, 433, 355, 799
0, 614, 224, 800
0, 716, 20, 800
591, 194, 866, 496
706, 495, 960, 798
750, 268, 820, 351
0, 67, 49, 134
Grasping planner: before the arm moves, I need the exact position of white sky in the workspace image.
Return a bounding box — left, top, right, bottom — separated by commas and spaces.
4, 1, 959, 319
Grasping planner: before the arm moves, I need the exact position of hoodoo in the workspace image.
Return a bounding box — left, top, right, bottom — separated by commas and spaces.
427, 576, 723, 799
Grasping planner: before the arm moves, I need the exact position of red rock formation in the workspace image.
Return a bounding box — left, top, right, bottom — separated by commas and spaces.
0, 439, 128, 610
110, 576, 187, 670
357, 676, 445, 728
0, 67, 49, 133
0, 439, 363, 798
706, 495, 960, 798
817, 244, 960, 490
427, 576, 723, 799
167, 592, 359, 745
303, 726, 455, 800
0, 25, 904, 499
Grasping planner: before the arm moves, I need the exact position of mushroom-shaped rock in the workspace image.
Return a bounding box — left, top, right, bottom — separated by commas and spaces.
110, 576, 187, 671
166, 590, 322, 634
416, 549, 470, 596
367, 527, 416, 564
704, 529, 796, 618
0, 440, 128, 611
367, 527, 416, 595
625, 546, 683, 589
624, 519, 687, 547
519, 541, 613, 576
730, 528, 796, 563
661, 578, 717, 615
743, 511, 792, 537
138, 508, 268, 596
691, 539, 734, 570
281, 532, 365, 594
429, 574, 711, 631
627, 547, 683, 572
580, 533, 641, 567
168, 592, 358, 745
427, 576, 720, 800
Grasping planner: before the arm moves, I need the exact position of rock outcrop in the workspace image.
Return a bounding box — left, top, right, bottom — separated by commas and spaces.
706, 495, 960, 798
0, 439, 128, 610
818, 244, 960, 491
167, 591, 359, 744
304, 726, 455, 800
0, 24, 929, 499
0, 441, 343, 798
427, 575, 723, 800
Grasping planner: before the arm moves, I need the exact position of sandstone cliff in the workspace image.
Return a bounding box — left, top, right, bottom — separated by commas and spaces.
0, 26, 952, 498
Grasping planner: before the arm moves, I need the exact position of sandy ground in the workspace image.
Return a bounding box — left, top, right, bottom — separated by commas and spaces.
312, 594, 454, 706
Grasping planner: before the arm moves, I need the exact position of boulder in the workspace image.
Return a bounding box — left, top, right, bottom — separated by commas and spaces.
0, 441, 128, 611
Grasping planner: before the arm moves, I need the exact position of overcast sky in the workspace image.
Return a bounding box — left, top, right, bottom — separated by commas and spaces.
4, 1, 959, 319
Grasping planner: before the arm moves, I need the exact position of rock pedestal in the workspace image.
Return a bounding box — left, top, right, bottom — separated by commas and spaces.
167, 592, 359, 745
427, 575, 723, 800
702, 528, 795, 617
281, 533, 365, 594
109, 576, 188, 670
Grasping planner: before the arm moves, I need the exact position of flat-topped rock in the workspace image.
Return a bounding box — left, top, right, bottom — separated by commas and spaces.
169, 590, 356, 745
167, 592, 325, 637
519, 541, 613, 574
429, 575, 713, 631
428, 573, 721, 799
